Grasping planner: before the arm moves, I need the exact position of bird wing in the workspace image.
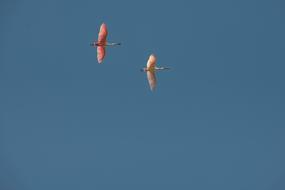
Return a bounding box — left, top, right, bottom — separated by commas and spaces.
98, 23, 108, 44
97, 46, 106, 63
147, 71, 156, 91
146, 54, 157, 69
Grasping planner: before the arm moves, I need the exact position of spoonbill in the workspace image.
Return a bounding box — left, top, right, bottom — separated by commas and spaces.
90, 23, 121, 63
141, 54, 170, 91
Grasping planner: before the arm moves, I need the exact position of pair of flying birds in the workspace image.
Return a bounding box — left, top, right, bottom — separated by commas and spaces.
90, 23, 170, 91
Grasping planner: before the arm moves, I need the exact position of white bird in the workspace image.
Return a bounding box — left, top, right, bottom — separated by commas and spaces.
141, 54, 170, 91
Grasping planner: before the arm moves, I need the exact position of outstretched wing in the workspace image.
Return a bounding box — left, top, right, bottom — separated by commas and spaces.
98, 23, 108, 44
146, 54, 157, 69
97, 46, 106, 63
147, 71, 156, 91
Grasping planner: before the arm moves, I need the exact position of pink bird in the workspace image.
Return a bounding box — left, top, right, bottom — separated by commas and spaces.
90, 23, 121, 63
141, 54, 170, 91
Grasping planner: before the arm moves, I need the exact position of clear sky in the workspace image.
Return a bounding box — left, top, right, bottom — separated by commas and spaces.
1, 0, 285, 189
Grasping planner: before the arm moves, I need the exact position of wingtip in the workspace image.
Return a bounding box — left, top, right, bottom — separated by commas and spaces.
149, 54, 156, 58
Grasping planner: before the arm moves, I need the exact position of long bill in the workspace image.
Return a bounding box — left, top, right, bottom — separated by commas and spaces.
106, 42, 121, 46
155, 67, 171, 70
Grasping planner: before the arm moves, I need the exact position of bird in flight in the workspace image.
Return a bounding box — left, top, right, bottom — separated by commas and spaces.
141, 54, 170, 91
90, 23, 121, 63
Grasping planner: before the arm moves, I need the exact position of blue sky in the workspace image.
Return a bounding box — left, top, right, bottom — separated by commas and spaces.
1, 0, 285, 189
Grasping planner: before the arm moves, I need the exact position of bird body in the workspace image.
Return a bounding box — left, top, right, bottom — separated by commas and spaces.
141, 54, 170, 91
90, 23, 121, 63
